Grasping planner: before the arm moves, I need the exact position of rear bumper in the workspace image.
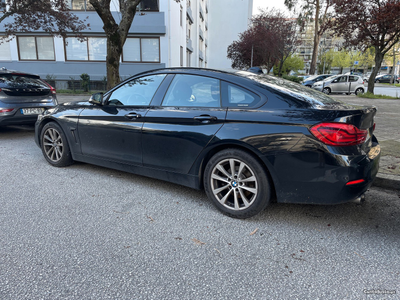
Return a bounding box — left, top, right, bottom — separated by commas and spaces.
0, 106, 55, 126
265, 143, 381, 205
0, 114, 39, 125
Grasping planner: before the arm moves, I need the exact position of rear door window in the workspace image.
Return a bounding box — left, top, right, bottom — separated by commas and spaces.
223, 83, 260, 108
162, 74, 221, 107
349, 76, 359, 82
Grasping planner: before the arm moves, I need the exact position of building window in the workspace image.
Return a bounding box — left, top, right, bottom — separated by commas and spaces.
65, 37, 106, 61
138, 0, 159, 11
0, 38, 11, 60
186, 49, 191, 67
180, 46, 183, 66
180, 7, 183, 27
17, 37, 55, 61
66, 0, 94, 10
122, 37, 160, 63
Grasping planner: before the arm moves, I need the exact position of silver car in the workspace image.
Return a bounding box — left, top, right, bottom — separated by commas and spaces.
312, 75, 365, 95
0, 69, 58, 126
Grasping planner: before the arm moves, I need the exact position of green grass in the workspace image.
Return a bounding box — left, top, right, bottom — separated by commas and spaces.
357, 92, 399, 99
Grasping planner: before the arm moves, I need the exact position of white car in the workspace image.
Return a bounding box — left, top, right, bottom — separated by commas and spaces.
312, 75, 365, 95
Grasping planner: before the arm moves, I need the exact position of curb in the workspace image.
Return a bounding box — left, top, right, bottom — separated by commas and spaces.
373, 173, 400, 191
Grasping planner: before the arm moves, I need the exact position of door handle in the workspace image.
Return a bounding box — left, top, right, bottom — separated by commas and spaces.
194, 115, 217, 123
125, 112, 142, 119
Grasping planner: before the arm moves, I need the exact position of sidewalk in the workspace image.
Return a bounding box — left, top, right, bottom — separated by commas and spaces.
57, 93, 400, 191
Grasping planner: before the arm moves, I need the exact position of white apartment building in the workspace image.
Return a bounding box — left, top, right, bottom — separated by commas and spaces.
0, 0, 252, 88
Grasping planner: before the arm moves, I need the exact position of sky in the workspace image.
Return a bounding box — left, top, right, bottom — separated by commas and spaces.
252, 0, 291, 15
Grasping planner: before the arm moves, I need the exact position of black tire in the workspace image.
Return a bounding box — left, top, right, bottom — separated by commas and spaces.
322, 87, 331, 94
355, 88, 364, 95
203, 149, 271, 218
40, 122, 73, 167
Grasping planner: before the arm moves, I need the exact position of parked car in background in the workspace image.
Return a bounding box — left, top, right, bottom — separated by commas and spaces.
35, 68, 380, 219
247, 67, 264, 74
312, 74, 365, 95
374, 74, 399, 83
0, 68, 57, 126
297, 74, 311, 81
363, 72, 373, 82
301, 74, 332, 87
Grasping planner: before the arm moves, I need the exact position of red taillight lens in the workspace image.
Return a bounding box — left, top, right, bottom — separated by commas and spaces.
0, 108, 14, 113
42, 80, 56, 95
346, 179, 366, 186
310, 122, 368, 146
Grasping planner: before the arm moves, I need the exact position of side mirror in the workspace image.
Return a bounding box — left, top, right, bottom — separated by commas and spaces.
89, 92, 104, 105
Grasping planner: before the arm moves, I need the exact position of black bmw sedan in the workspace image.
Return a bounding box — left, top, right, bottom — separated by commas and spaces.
34, 68, 380, 218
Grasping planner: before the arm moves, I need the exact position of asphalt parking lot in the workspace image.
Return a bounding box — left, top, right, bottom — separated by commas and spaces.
0, 124, 399, 299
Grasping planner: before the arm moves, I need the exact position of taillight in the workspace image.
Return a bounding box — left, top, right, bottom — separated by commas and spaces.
42, 80, 56, 95
346, 179, 365, 185
310, 122, 368, 146
0, 108, 14, 114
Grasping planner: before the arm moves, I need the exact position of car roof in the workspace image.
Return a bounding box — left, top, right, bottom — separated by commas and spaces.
128, 67, 341, 107
0, 67, 40, 78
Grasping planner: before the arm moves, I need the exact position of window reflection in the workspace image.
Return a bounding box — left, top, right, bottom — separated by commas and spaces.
162, 74, 220, 107
108, 75, 166, 106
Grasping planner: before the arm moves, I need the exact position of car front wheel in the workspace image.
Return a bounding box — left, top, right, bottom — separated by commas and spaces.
40, 122, 73, 167
322, 87, 331, 94
204, 149, 271, 218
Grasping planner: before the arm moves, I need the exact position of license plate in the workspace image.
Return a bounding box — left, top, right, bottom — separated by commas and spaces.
20, 108, 45, 115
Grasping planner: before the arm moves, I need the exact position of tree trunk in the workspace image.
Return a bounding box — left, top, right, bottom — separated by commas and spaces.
390, 47, 396, 84
106, 34, 122, 90
309, 1, 321, 75
368, 49, 384, 94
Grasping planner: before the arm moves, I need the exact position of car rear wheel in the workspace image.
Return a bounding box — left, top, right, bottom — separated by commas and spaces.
40, 122, 73, 167
322, 87, 331, 94
355, 88, 364, 95
204, 149, 271, 218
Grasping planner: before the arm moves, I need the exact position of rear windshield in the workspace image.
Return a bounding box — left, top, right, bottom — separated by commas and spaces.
235, 71, 341, 106
0, 75, 48, 89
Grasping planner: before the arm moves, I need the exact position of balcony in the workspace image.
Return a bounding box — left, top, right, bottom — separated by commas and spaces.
199, 4, 204, 20
199, 50, 204, 61
186, 6, 194, 23
199, 26, 204, 40
186, 36, 193, 52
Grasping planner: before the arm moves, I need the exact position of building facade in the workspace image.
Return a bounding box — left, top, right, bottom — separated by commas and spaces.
0, 0, 252, 89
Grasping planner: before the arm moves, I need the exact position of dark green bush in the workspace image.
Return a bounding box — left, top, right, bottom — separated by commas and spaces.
282, 74, 303, 83
80, 73, 90, 92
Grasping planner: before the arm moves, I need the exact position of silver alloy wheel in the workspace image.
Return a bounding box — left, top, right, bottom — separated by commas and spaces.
210, 158, 258, 210
322, 87, 330, 94
43, 128, 64, 162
